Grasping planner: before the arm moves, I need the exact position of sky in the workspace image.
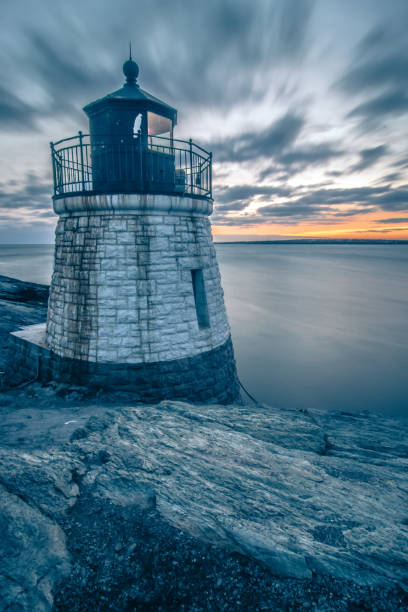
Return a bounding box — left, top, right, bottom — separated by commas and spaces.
1, 0, 408, 243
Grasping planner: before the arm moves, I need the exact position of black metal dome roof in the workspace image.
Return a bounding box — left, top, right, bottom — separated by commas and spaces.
83, 56, 177, 123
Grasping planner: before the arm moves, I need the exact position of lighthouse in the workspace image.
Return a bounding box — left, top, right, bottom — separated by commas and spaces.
12, 55, 239, 403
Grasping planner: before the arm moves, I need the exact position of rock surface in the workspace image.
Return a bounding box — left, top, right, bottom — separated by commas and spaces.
0, 276, 407, 611
0, 484, 70, 611
0, 274, 48, 374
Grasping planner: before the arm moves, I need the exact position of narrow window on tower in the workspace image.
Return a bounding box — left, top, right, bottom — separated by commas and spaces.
191, 269, 210, 329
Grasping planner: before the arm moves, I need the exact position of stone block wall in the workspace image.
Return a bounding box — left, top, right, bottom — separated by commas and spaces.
46, 195, 232, 366
6, 325, 240, 404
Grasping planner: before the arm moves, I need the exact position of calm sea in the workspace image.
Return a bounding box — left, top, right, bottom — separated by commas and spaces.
1, 243, 407, 418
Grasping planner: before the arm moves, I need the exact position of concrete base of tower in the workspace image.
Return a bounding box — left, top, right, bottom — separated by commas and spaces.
5, 324, 240, 404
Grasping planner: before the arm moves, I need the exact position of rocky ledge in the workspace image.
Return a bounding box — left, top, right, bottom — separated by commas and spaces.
0, 276, 407, 611
0, 274, 48, 375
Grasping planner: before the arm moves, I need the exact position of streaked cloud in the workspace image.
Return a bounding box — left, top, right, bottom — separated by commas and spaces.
0, 0, 407, 240
351, 145, 388, 172
377, 217, 408, 224
208, 113, 305, 163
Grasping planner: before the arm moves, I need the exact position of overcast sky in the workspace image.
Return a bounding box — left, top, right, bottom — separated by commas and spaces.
1, 0, 408, 242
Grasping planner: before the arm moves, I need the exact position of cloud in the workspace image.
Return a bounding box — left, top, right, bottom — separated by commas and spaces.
214, 202, 251, 213
209, 112, 304, 163
211, 213, 266, 227
0, 174, 52, 214
1, 1, 408, 240
215, 184, 292, 204
366, 226, 408, 234
351, 145, 388, 172
348, 89, 408, 122
273, 0, 315, 60
143, 0, 315, 107
380, 172, 401, 183
371, 188, 408, 211
336, 25, 408, 125
288, 184, 408, 215
279, 143, 343, 166
331, 207, 377, 217
0, 0, 316, 134
339, 47, 408, 96
0, 84, 40, 130
213, 181, 408, 226
258, 203, 328, 219
28, 33, 104, 100
282, 185, 387, 206
377, 217, 408, 224
256, 201, 376, 222
213, 201, 379, 227
259, 143, 344, 180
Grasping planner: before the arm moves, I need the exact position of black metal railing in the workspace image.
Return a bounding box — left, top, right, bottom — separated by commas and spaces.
50, 132, 212, 199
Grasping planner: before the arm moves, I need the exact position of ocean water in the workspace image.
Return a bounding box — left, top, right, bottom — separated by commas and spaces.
0, 244, 54, 286
1, 243, 407, 418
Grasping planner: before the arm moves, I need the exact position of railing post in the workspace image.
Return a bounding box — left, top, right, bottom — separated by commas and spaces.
50, 142, 57, 196
209, 152, 212, 199
78, 131, 86, 192
189, 138, 194, 194
139, 129, 144, 191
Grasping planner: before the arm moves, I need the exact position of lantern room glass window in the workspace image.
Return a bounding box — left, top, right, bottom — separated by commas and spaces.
147, 111, 172, 137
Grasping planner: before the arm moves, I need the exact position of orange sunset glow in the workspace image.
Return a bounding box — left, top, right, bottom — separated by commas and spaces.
213, 210, 408, 240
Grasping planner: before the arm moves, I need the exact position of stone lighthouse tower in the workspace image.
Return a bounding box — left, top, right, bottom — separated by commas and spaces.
27, 55, 238, 403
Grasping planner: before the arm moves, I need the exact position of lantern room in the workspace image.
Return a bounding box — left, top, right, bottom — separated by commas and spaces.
83, 56, 177, 145
50, 55, 212, 199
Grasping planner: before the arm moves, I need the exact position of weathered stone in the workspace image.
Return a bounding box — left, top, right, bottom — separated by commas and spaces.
6, 327, 240, 404
0, 448, 80, 516
0, 485, 70, 611
45, 197, 233, 368
0, 386, 407, 604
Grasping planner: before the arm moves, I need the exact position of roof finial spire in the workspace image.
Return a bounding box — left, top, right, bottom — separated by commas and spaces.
123, 44, 139, 86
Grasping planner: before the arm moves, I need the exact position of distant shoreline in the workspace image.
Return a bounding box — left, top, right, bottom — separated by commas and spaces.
215, 239, 408, 245
1, 239, 408, 247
